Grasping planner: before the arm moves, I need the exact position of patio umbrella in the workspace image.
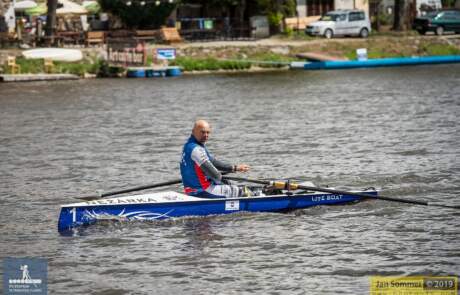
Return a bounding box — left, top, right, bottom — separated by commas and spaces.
56, 0, 88, 15
24, 3, 47, 16
82, 1, 101, 14
15, 0, 38, 11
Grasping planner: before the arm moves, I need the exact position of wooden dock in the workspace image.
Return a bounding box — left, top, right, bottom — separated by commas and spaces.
0, 74, 80, 82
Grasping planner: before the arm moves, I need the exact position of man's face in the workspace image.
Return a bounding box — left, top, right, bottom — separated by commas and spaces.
193, 124, 211, 144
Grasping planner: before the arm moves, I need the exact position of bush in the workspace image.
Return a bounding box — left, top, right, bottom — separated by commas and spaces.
171, 57, 251, 71
284, 27, 294, 37
423, 43, 460, 56
15, 58, 44, 74
268, 12, 283, 27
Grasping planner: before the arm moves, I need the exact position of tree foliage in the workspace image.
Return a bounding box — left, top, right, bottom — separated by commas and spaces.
256, 0, 296, 18
441, 0, 456, 7
98, 0, 177, 29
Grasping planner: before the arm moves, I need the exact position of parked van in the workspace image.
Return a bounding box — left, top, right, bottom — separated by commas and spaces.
305, 10, 371, 39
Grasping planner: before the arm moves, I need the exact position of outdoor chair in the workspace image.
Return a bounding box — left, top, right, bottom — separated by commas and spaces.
44, 59, 54, 73
6, 56, 20, 74
86, 31, 105, 47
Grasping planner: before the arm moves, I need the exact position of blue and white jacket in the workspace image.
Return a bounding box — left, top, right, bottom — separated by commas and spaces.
180, 136, 233, 196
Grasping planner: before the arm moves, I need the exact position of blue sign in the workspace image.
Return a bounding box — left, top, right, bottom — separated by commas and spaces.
3, 257, 48, 295
156, 48, 176, 60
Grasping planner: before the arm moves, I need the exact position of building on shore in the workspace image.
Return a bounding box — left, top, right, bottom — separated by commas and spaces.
296, 0, 369, 17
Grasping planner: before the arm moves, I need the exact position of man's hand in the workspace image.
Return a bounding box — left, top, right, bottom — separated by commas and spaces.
235, 164, 250, 172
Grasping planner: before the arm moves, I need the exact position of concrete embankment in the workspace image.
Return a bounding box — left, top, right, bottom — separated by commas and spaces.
0, 73, 79, 82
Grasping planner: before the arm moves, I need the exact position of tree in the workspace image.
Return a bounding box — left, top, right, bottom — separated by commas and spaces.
99, 0, 177, 29
256, 0, 296, 33
441, 0, 456, 7
0, 1, 9, 16
0, 1, 9, 33
179, 0, 248, 24
393, 0, 405, 30
45, 0, 58, 40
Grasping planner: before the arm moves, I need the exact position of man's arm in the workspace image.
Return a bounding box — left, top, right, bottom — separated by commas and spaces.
191, 146, 223, 183
200, 161, 223, 183
211, 156, 250, 173
211, 158, 234, 172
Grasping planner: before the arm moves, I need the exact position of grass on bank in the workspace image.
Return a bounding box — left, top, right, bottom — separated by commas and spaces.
343, 39, 460, 60
170, 57, 251, 71
280, 34, 460, 60
1, 57, 99, 75
0, 57, 124, 76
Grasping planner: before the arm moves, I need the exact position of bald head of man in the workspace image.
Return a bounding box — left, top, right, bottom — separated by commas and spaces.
192, 119, 211, 144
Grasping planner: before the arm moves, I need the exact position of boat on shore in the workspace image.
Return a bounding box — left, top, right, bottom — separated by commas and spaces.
22, 48, 83, 62
57, 187, 378, 233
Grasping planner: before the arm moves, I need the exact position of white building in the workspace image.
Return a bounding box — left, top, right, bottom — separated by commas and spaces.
296, 0, 370, 17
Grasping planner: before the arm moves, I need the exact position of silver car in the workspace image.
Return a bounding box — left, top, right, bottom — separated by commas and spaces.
305, 10, 371, 39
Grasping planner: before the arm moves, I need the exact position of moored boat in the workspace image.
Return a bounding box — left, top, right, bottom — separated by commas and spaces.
57, 187, 378, 233
291, 55, 460, 70
22, 48, 83, 62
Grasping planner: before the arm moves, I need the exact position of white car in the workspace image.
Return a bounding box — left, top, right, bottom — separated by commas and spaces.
305, 10, 371, 39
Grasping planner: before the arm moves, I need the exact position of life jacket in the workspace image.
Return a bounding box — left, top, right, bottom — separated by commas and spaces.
180, 136, 214, 196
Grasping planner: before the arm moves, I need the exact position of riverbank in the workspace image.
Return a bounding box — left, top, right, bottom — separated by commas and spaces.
1, 33, 460, 77
171, 33, 460, 62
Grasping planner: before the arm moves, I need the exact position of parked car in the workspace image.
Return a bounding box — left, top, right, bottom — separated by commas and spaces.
305, 10, 371, 39
413, 10, 460, 35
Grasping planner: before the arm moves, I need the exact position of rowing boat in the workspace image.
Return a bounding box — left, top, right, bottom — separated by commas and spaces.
57, 186, 378, 233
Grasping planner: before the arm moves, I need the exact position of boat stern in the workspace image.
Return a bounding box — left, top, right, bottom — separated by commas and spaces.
57, 205, 95, 233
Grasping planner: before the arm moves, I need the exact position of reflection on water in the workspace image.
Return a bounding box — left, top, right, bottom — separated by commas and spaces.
1, 65, 459, 294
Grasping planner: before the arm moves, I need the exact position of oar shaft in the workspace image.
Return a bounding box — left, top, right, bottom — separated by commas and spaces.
223, 176, 458, 209
101, 179, 182, 198
89, 171, 232, 200
295, 184, 429, 206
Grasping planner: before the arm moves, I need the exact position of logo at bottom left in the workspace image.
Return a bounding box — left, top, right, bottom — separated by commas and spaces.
3, 257, 48, 295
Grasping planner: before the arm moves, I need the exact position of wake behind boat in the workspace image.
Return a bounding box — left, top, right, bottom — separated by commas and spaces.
57, 184, 378, 233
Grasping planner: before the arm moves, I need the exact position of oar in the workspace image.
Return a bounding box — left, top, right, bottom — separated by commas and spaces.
223, 176, 460, 210
76, 178, 182, 201
77, 171, 233, 201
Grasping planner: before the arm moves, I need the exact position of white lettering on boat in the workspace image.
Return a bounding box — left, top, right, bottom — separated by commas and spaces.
162, 195, 179, 201
311, 195, 343, 202
86, 197, 161, 205
326, 195, 343, 201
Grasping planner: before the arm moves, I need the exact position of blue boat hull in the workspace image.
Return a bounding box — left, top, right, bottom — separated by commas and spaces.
57, 190, 377, 233
302, 55, 460, 70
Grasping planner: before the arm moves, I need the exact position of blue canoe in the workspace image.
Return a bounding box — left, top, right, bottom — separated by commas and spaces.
295, 55, 460, 70
57, 188, 378, 233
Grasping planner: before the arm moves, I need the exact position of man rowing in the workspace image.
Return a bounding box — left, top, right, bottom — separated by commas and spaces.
180, 119, 251, 198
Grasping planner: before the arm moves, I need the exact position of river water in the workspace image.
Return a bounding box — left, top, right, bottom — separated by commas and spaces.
0, 65, 459, 294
